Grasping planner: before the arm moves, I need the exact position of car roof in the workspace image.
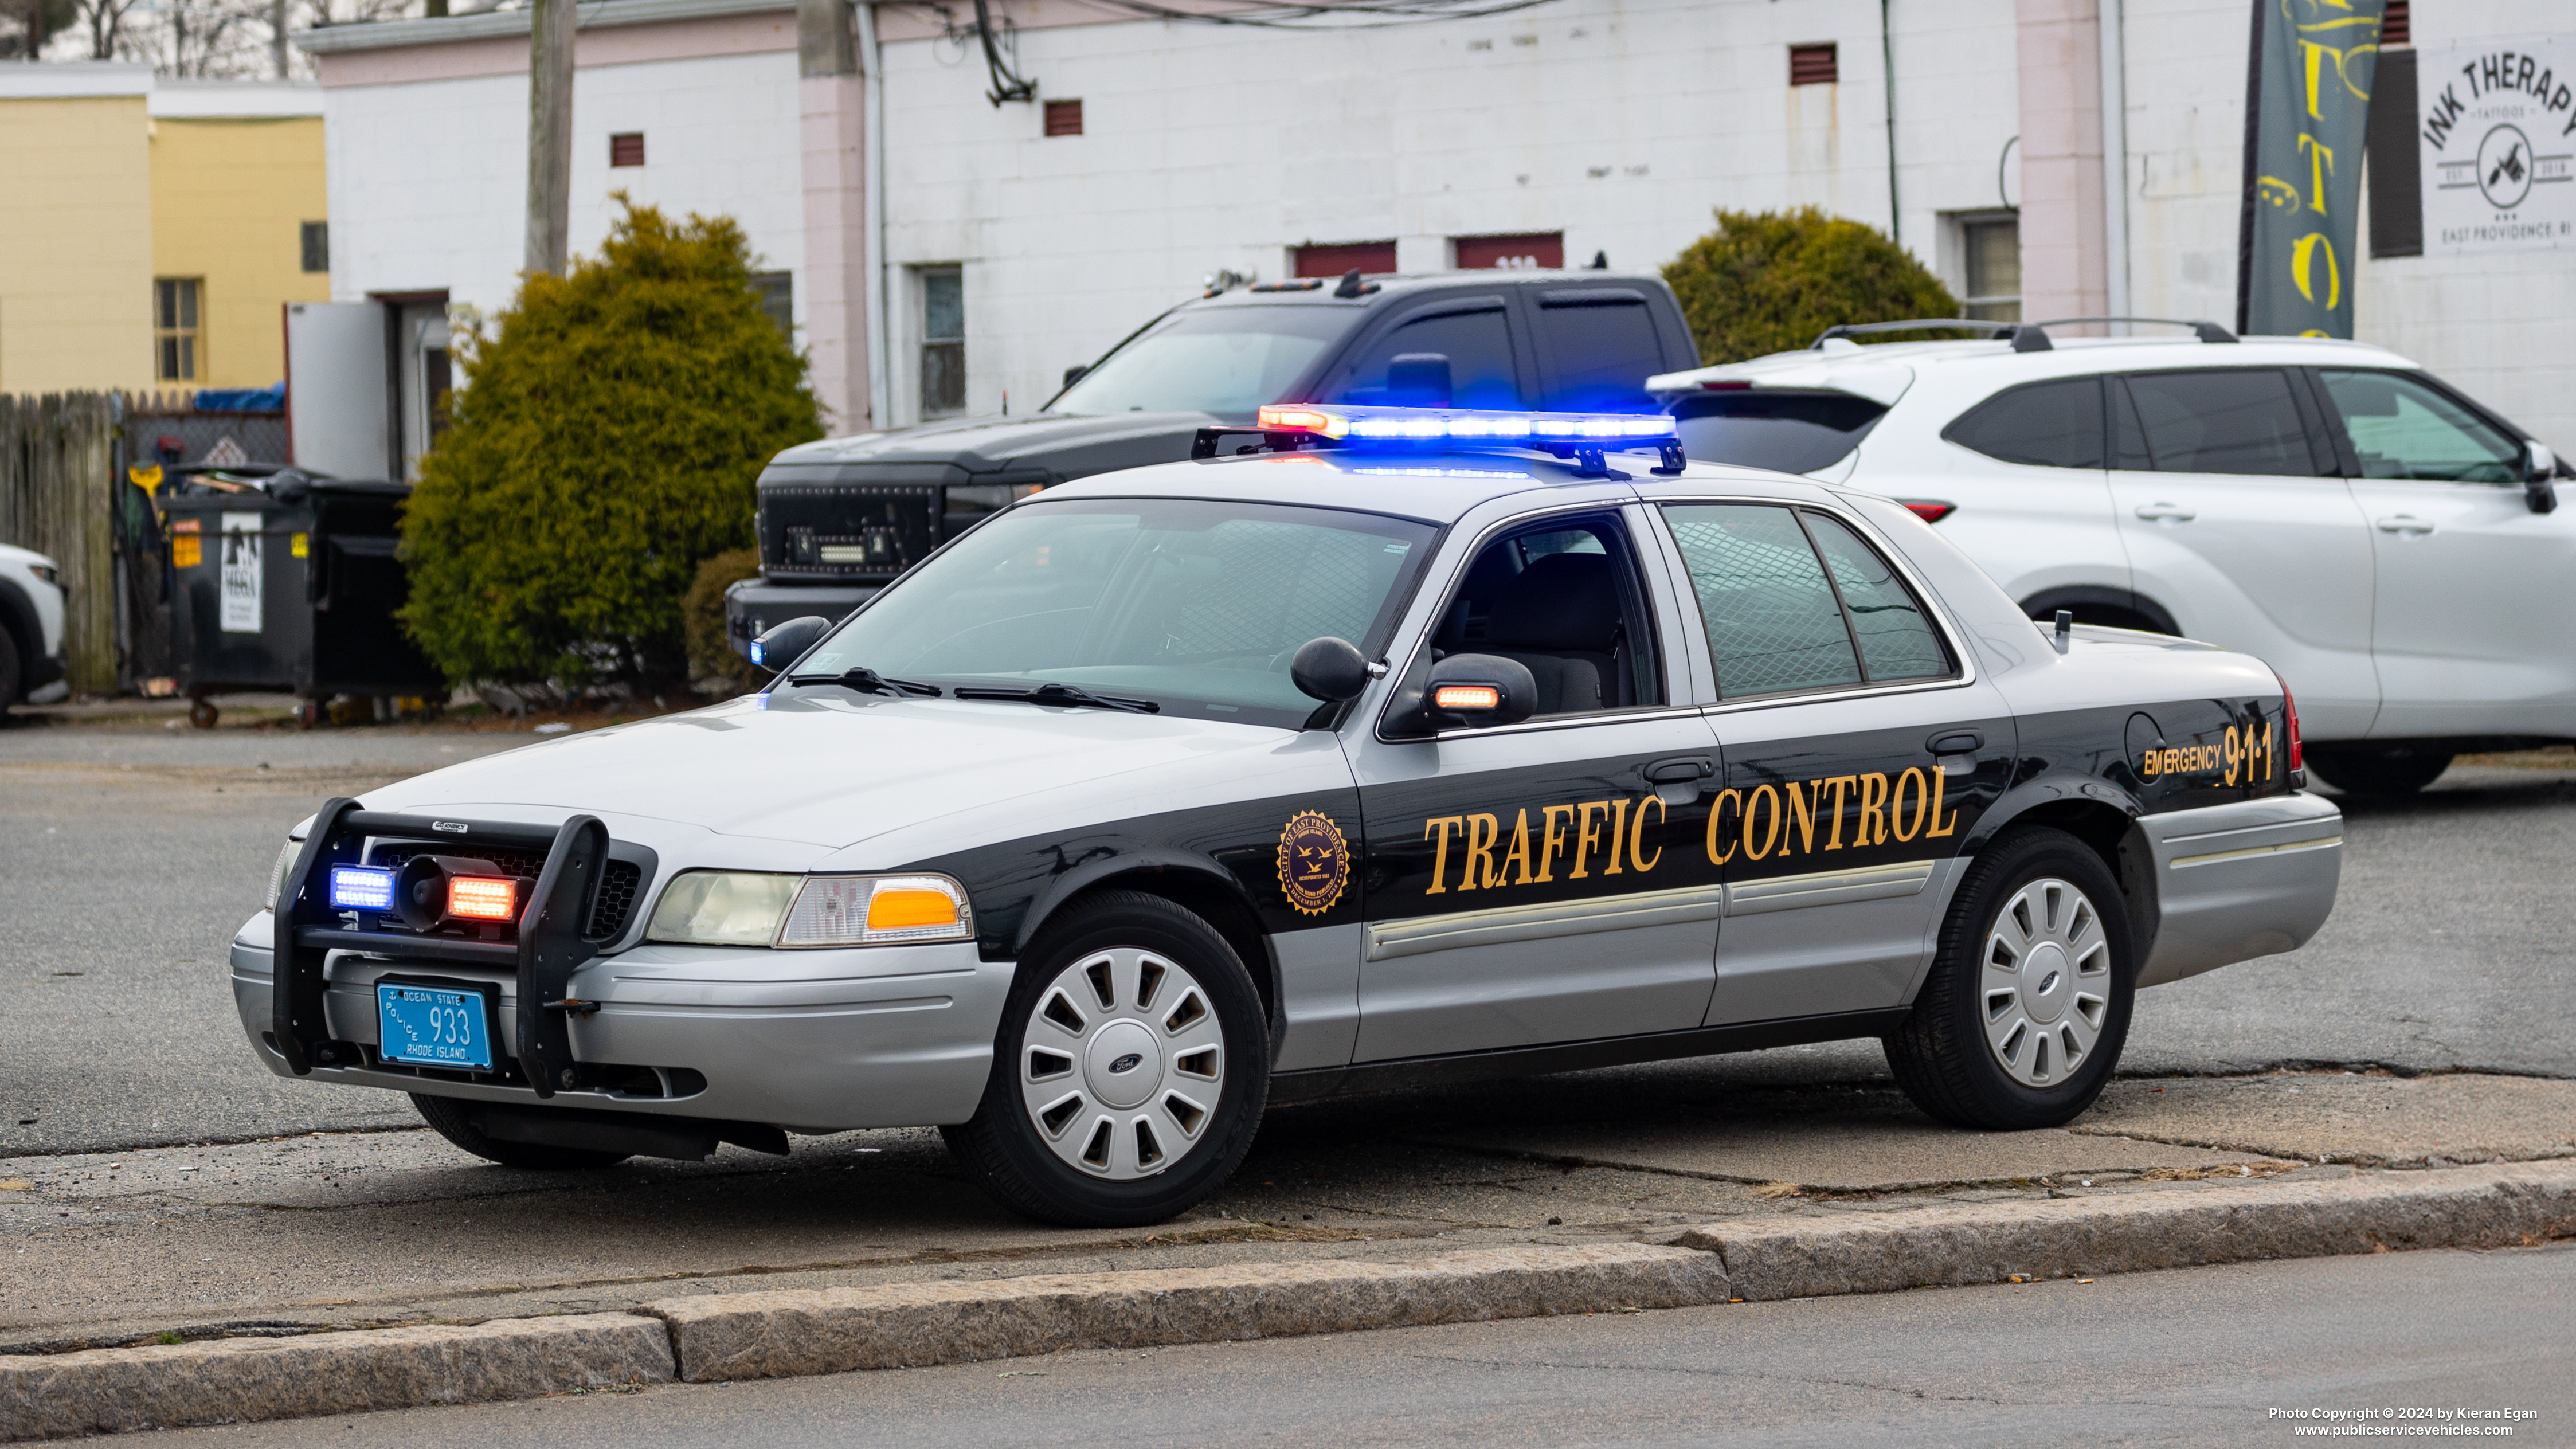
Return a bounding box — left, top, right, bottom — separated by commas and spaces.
1648, 332, 2421, 395
1181, 269, 1674, 312
1031, 448, 1821, 526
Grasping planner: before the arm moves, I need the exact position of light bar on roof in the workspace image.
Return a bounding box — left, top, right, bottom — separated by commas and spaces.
1255, 404, 1676, 447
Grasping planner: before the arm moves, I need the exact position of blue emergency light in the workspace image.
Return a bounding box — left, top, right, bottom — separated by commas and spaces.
330, 866, 398, 912
1240, 404, 1686, 478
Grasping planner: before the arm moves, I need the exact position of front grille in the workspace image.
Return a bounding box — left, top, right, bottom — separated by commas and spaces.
757, 483, 938, 579
588, 859, 644, 939
370, 843, 549, 878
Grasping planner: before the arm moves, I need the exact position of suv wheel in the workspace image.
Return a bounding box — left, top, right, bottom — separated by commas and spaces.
944, 891, 1269, 1227
2303, 745, 2453, 797
1885, 828, 2135, 1130
0, 627, 19, 715
410, 1092, 632, 1170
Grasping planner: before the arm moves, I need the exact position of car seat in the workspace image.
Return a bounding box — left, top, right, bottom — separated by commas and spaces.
1479, 551, 1631, 715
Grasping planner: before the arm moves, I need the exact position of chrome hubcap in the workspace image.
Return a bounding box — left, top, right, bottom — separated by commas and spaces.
1018, 947, 1224, 1180
1979, 877, 2111, 1088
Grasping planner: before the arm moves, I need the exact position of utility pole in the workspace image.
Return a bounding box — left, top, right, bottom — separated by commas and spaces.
524, 0, 575, 276
271, 0, 287, 79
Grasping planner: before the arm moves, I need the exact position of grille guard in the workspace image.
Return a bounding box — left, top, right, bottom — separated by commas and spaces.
272, 800, 618, 1099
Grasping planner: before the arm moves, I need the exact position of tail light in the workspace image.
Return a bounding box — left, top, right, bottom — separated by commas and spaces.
1899, 499, 1955, 524
2272, 669, 2303, 773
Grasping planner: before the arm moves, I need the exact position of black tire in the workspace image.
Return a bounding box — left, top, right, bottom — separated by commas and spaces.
410, 1092, 632, 1170
2303, 745, 2453, 797
0, 626, 21, 715
943, 891, 1269, 1228
1884, 827, 2136, 1130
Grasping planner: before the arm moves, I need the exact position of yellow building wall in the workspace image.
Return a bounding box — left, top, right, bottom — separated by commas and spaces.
150, 115, 330, 390
0, 96, 155, 394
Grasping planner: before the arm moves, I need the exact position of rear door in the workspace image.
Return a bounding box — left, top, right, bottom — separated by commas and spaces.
2105, 367, 2381, 739
1929, 374, 2137, 622
2311, 367, 2576, 739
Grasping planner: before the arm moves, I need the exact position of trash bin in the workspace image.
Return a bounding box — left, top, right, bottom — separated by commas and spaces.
158, 466, 444, 727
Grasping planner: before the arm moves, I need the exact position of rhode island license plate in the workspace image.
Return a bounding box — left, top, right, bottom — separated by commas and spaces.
376, 982, 495, 1071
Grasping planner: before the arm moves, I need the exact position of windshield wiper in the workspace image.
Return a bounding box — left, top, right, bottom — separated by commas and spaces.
952, 682, 1160, 714
784, 666, 941, 698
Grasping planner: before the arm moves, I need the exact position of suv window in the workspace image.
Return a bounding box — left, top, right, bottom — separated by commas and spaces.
1533, 292, 1666, 411
1663, 504, 1951, 699
1330, 304, 1523, 409
1430, 515, 1661, 716
1674, 389, 1889, 473
2115, 369, 2323, 477
2317, 369, 2522, 483
1943, 377, 2104, 469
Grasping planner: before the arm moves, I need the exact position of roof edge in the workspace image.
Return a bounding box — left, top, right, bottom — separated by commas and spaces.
296, 0, 790, 54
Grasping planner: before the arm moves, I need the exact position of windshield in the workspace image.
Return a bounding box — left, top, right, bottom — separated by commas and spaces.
801, 496, 1436, 729
1050, 307, 1354, 421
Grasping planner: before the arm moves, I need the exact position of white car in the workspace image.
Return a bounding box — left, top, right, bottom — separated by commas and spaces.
0, 541, 69, 712
1652, 323, 2573, 796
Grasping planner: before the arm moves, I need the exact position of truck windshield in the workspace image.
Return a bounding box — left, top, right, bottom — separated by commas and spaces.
1050, 307, 1354, 421
801, 496, 1435, 729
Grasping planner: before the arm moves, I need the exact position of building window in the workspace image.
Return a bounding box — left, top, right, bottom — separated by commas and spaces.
300, 221, 329, 274
1960, 214, 2021, 322
1454, 232, 1563, 270
1044, 99, 1083, 136
1293, 241, 1398, 278
609, 132, 645, 167
1789, 42, 1838, 87
751, 271, 794, 339
2382, 0, 2407, 46
919, 267, 965, 418
154, 278, 203, 382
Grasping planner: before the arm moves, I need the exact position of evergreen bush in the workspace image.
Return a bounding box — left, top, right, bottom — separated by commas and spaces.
683, 547, 765, 694
398, 201, 821, 688
1662, 207, 1964, 365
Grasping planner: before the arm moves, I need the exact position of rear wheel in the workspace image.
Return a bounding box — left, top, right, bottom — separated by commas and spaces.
410, 1092, 631, 1170
2303, 745, 2453, 797
1885, 828, 2135, 1130
944, 891, 1269, 1227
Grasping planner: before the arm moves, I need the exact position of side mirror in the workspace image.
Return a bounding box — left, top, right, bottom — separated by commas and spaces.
1289, 636, 1371, 703
1386, 352, 1453, 408
1423, 653, 1537, 729
750, 615, 831, 674
1061, 364, 1089, 389
2525, 440, 2559, 514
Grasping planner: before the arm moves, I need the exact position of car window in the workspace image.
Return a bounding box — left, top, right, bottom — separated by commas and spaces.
1533, 295, 1665, 412
1051, 307, 1353, 421
1431, 515, 1661, 716
2116, 369, 2322, 477
807, 497, 1434, 729
1329, 306, 1522, 409
1942, 377, 2104, 469
1662, 504, 1862, 698
1802, 513, 1954, 683
1674, 389, 1889, 473
2317, 369, 2522, 483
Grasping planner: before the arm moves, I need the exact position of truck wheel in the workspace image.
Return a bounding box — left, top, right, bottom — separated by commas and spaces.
410, 1092, 631, 1170
1884, 828, 2135, 1131
2303, 746, 2453, 797
944, 891, 1269, 1228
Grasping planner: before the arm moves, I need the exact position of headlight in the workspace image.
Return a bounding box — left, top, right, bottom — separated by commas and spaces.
25, 563, 57, 586
643, 871, 973, 948
265, 838, 303, 911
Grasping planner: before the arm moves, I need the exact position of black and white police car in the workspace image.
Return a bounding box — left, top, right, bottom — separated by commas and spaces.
237, 404, 2344, 1227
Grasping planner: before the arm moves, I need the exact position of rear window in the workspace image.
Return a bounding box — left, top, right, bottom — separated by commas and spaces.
1533, 292, 1666, 411
1943, 377, 2105, 469
1673, 390, 1888, 474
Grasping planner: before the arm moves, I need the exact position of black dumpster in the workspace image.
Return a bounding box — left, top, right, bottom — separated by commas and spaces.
158, 467, 444, 727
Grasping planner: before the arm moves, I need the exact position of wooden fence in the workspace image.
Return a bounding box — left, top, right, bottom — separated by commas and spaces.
0, 393, 117, 694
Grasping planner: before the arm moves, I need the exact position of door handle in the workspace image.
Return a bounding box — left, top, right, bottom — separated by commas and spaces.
1925, 731, 1983, 756
2375, 515, 2436, 535
1644, 755, 1715, 783
2133, 503, 2197, 523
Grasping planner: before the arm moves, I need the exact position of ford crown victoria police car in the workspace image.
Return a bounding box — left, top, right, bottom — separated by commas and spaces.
234, 405, 2344, 1227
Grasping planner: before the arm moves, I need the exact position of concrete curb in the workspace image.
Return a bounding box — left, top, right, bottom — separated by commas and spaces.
1671, 1161, 2576, 1301
1, 1164, 2569, 1440
641, 1242, 1730, 1383
0, 1311, 672, 1442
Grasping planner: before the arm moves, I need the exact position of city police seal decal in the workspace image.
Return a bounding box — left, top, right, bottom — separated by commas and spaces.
1277, 810, 1349, 916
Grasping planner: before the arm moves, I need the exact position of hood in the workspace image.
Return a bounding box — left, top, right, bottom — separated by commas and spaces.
766, 412, 1216, 476
354, 692, 1307, 861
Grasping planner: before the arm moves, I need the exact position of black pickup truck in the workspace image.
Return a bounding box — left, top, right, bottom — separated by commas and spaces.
723, 269, 1703, 654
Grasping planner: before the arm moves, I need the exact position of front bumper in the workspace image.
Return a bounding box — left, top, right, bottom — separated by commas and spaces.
2135, 790, 2344, 988
232, 912, 1013, 1131
722, 577, 880, 659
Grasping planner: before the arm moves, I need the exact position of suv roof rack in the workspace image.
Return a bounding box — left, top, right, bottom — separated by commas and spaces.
1810, 316, 2239, 354
1810, 319, 2015, 347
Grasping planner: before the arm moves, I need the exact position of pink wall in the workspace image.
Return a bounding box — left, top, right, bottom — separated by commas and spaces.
2016, 0, 2108, 324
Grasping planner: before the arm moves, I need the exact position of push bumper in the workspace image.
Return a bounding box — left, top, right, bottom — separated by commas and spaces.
722, 577, 880, 660
2134, 790, 2344, 988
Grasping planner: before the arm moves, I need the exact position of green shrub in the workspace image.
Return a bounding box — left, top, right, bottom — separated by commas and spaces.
398, 200, 821, 688
1662, 207, 1963, 365
684, 547, 765, 694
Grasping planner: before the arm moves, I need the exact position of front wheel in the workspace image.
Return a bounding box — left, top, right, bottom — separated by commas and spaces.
944, 891, 1269, 1227
1885, 828, 2135, 1130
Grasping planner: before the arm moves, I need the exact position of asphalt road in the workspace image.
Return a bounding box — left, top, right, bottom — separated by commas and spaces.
3, 718, 2571, 1157
155, 1243, 2576, 1448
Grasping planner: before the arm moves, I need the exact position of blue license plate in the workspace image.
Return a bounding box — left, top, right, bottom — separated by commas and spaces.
376, 982, 495, 1070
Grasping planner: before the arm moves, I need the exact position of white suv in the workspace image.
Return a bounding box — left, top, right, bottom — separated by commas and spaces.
1652, 322, 2572, 796
0, 541, 70, 713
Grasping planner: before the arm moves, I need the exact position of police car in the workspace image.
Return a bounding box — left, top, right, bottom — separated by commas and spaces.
236, 404, 2344, 1228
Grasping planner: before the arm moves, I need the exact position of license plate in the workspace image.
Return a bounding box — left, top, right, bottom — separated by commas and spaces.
376, 982, 495, 1071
